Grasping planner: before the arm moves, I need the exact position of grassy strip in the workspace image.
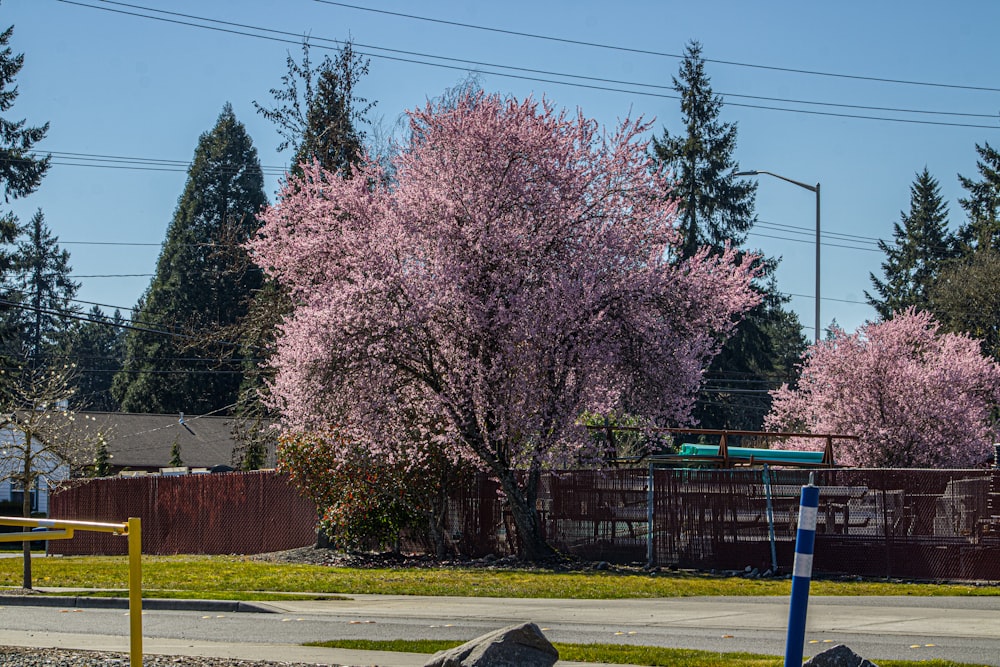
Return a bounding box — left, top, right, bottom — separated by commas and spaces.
305, 639, 982, 667
1, 555, 996, 599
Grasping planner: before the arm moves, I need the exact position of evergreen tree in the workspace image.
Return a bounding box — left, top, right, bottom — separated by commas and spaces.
254, 40, 373, 176
0, 23, 49, 369
0, 25, 48, 202
652, 40, 756, 260
169, 439, 183, 467
867, 168, 954, 320
697, 273, 807, 432
232, 41, 375, 468
2, 209, 79, 363
91, 436, 112, 477
956, 142, 1000, 252
653, 41, 803, 431
111, 104, 267, 415
63, 305, 124, 411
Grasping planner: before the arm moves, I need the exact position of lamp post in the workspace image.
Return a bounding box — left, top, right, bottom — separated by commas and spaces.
735, 170, 821, 342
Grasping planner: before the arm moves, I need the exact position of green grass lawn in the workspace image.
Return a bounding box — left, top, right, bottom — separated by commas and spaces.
0, 554, 996, 599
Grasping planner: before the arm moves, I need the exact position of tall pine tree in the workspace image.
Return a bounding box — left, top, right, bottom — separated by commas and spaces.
652, 41, 756, 260
866, 168, 954, 320
112, 104, 267, 415
653, 41, 804, 432
3, 209, 80, 364
0, 23, 50, 369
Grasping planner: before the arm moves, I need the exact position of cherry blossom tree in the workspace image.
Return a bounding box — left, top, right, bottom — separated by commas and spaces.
765, 309, 1000, 468
250, 93, 760, 559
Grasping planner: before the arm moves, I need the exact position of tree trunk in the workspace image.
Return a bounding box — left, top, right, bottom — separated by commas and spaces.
495, 469, 555, 562
21, 464, 32, 590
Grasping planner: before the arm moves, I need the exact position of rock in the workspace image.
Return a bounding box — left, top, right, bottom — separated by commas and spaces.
595, 561, 610, 571
804, 644, 879, 667
423, 621, 558, 667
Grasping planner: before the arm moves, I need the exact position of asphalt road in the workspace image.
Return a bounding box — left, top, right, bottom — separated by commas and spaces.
1, 593, 999, 666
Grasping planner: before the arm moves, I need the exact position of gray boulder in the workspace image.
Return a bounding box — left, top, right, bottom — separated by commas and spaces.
423, 621, 558, 667
805, 644, 879, 667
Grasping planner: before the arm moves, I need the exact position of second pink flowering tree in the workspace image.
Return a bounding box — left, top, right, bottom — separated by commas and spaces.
766, 309, 1000, 468
250, 93, 760, 559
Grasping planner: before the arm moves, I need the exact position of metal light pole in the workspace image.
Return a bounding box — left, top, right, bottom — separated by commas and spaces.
736, 170, 821, 342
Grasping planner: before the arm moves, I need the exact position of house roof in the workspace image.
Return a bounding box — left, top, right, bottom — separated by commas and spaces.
78, 412, 268, 471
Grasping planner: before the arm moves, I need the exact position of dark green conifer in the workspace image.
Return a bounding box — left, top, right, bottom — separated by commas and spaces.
0, 23, 50, 371
63, 306, 124, 411
112, 104, 267, 415
867, 168, 954, 320
254, 40, 373, 176
956, 142, 1000, 252
3, 210, 79, 363
653, 41, 804, 431
0, 25, 48, 202
652, 41, 756, 260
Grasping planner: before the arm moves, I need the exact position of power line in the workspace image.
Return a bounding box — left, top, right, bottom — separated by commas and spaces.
71, 273, 153, 278
312, 0, 1000, 94
87, 1, 998, 121
60, 240, 163, 247
0, 298, 220, 344
39, 149, 289, 176
56, 0, 1000, 130
748, 229, 882, 253
68, 297, 136, 313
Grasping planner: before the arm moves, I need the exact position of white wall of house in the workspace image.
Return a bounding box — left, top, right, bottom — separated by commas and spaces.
0, 425, 69, 516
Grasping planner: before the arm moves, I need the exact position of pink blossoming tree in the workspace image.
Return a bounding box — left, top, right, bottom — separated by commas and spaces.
250, 93, 760, 559
765, 309, 1000, 468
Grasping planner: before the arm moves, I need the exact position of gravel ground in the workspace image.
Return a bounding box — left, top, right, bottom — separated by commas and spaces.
0, 646, 352, 666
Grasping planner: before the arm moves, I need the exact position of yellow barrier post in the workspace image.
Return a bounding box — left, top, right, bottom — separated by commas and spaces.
0, 516, 142, 666
128, 517, 142, 666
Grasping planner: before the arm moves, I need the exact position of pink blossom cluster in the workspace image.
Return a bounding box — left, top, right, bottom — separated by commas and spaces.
766, 309, 1000, 468
249, 93, 760, 473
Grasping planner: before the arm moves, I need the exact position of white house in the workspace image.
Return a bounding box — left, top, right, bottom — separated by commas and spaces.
0, 422, 69, 516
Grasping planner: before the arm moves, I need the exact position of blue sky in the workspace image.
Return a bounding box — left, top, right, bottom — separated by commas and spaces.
4, 0, 1000, 339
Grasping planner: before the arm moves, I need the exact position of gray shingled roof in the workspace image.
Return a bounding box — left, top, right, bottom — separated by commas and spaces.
79, 412, 273, 471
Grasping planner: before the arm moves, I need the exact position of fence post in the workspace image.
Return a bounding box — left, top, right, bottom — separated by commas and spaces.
646, 461, 654, 569
785, 474, 819, 667
763, 465, 778, 573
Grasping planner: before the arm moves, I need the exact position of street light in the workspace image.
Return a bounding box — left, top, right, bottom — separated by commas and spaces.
735, 170, 821, 342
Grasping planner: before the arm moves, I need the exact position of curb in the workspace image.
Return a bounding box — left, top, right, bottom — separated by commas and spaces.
0, 595, 277, 613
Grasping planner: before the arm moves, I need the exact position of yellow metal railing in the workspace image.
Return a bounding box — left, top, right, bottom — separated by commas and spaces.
0, 516, 142, 666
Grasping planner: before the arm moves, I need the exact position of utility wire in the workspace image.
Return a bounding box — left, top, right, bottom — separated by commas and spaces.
2, 298, 270, 354
313, 0, 1000, 94
82, 1, 998, 120
0, 298, 201, 341
55, 0, 1000, 130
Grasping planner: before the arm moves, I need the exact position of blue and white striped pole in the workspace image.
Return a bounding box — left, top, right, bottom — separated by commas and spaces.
785, 475, 820, 667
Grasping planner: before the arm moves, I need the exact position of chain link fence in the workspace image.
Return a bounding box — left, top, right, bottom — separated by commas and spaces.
446, 467, 999, 580
41, 466, 1000, 580
47, 471, 317, 556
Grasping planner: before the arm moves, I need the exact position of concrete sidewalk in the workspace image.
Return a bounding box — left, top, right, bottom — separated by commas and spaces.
0, 592, 638, 667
